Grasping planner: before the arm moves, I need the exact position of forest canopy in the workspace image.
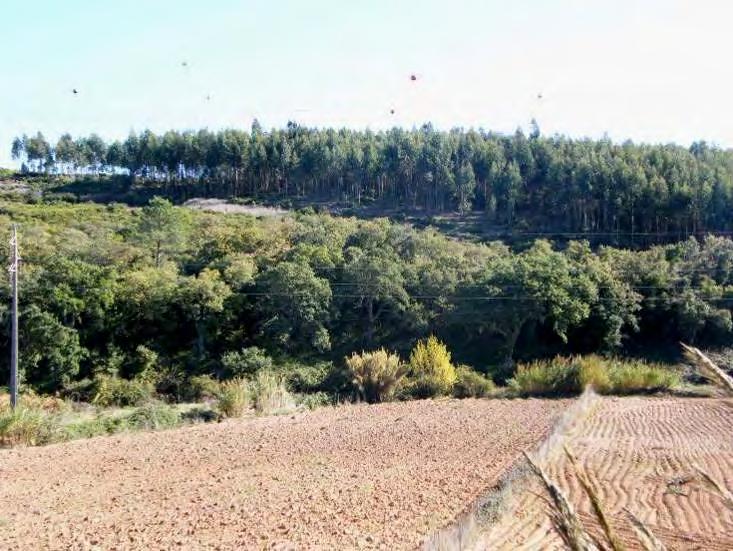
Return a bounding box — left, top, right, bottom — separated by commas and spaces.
10, 124, 733, 242
1, 198, 733, 397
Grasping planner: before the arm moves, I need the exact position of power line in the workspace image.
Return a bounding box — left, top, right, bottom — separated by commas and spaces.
235, 290, 733, 302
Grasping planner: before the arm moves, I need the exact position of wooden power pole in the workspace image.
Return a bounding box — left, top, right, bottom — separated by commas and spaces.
9, 224, 19, 409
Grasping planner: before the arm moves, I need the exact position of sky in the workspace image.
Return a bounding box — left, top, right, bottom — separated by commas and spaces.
1, 0, 732, 167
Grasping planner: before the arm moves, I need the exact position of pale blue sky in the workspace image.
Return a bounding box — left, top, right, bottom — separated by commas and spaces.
1, 0, 731, 166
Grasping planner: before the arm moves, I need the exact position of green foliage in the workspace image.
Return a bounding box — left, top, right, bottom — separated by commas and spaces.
257, 260, 332, 353
216, 378, 249, 418
280, 361, 336, 393
607, 361, 680, 394
509, 356, 680, 397
91, 375, 154, 407
297, 391, 334, 410
135, 196, 189, 266
185, 375, 222, 401
21, 306, 86, 392
344, 348, 406, 403
453, 365, 496, 398
126, 402, 181, 430
0, 197, 726, 403
0, 407, 59, 446
406, 336, 457, 398
220, 347, 273, 378
178, 268, 232, 359
0, 391, 217, 448
60, 415, 123, 441
509, 358, 580, 397
14, 126, 733, 247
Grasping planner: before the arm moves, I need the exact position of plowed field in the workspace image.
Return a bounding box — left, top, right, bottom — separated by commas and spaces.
482, 397, 733, 550
0, 398, 570, 550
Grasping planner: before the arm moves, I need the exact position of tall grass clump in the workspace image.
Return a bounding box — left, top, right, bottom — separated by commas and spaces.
625, 508, 667, 551
92, 374, 154, 407
510, 355, 679, 397
216, 378, 250, 418
453, 365, 495, 398
565, 446, 624, 551
0, 389, 69, 413
608, 360, 679, 394
185, 374, 222, 401
0, 407, 59, 446
345, 348, 406, 403
250, 371, 296, 414
692, 463, 733, 510
405, 336, 457, 398
576, 355, 612, 393
509, 357, 580, 396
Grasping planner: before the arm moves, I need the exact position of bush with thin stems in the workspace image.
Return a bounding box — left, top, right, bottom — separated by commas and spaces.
345, 348, 406, 403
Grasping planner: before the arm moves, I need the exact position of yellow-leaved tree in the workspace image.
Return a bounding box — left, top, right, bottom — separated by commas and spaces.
407, 336, 456, 398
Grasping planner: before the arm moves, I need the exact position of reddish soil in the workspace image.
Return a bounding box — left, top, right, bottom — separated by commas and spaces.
0, 398, 569, 550
482, 397, 733, 550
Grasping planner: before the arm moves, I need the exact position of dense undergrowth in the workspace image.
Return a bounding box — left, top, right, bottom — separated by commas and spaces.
508, 355, 680, 397
1, 343, 688, 448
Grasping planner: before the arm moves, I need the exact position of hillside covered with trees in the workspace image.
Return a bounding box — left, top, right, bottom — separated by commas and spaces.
10, 124, 733, 243
2, 197, 733, 400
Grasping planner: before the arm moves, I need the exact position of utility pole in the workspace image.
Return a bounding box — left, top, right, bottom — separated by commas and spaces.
9, 224, 19, 410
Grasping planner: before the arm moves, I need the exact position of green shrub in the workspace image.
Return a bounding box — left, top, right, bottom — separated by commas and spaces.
61, 378, 96, 402
509, 357, 580, 397
216, 378, 250, 418
92, 375, 154, 407
608, 361, 680, 394
509, 355, 679, 397
577, 355, 612, 393
126, 402, 181, 430
282, 361, 336, 393
0, 408, 59, 446
60, 415, 121, 440
43, 191, 78, 203
453, 365, 496, 398
221, 347, 273, 378
131, 345, 160, 383
186, 375, 222, 401
406, 336, 457, 398
297, 391, 334, 410
181, 406, 220, 423
345, 349, 406, 403
250, 371, 296, 414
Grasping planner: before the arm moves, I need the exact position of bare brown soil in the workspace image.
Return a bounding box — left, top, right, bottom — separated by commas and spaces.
482, 397, 733, 550
0, 398, 569, 550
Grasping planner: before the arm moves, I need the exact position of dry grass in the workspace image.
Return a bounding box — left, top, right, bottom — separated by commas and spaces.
523, 451, 600, 551
692, 463, 733, 509
624, 508, 667, 551
564, 445, 625, 551
681, 343, 733, 395
215, 379, 250, 418
250, 372, 296, 415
